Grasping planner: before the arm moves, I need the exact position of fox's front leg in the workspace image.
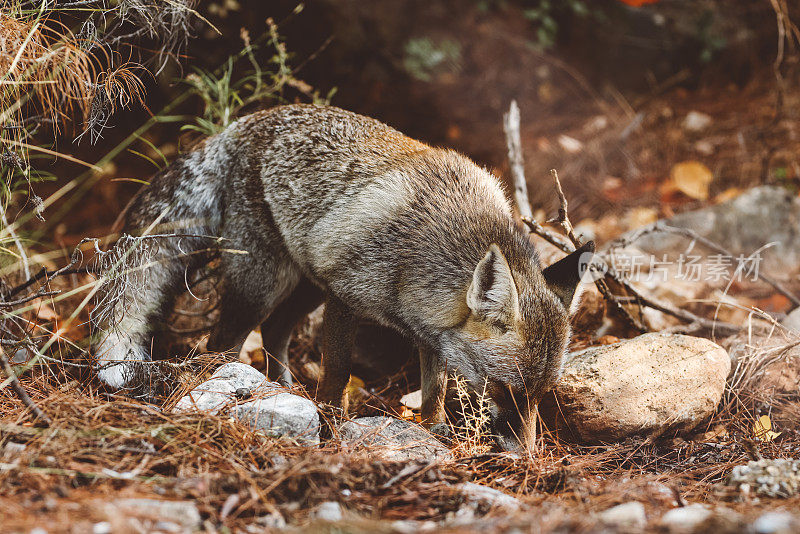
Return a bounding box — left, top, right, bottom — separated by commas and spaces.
420, 348, 448, 436
318, 295, 356, 414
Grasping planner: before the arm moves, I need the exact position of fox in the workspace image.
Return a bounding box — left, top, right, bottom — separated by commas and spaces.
91, 104, 593, 451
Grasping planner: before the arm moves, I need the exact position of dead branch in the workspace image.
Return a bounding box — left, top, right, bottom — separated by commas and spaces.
0, 289, 61, 308
0, 346, 51, 426
503, 100, 533, 220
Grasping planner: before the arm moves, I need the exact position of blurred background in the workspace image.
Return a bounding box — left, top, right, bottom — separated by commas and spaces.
4, 0, 796, 244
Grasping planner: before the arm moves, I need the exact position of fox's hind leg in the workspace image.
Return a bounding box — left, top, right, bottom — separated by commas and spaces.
206, 233, 300, 357
260, 278, 324, 386
317, 295, 357, 413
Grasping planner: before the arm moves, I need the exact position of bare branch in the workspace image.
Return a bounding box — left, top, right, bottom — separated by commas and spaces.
502, 100, 533, 220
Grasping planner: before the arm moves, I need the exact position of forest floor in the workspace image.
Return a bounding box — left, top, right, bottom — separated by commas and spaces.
3, 18, 800, 531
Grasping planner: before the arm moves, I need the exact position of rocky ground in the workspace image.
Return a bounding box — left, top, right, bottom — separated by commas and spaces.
2, 192, 799, 531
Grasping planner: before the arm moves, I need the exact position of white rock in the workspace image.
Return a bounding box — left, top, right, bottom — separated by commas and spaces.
753, 511, 800, 534
782, 307, 800, 333
339, 416, 450, 461
558, 134, 583, 154
552, 333, 730, 441
92, 523, 111, 534
175, 362, 273, 414
659, 504, 712, 533
400, 389, 422, 409
236, 390, 320, 445
310, 501, 343, 522
255, 512, 286, 529
683, 111, 712, 132
599, 501, 646, 529
98, 499, 201, 532
694, 139, 715, 155
455, 482, 521, 513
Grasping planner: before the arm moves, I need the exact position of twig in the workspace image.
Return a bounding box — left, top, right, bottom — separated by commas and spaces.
547, 169, 579, 245
0, 347, 51, 426
503, 100, 533, 219
0, 289, 60, 308
7, 267, 94, 299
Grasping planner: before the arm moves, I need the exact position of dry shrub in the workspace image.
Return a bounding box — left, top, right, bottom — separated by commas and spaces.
0, 10, 150, 158
0, 13, 95, 142
723, 328, 800, 430
449, 375, 493, 457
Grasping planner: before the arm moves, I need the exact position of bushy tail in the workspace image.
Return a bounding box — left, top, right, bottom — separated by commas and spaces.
90, 138, 230, 392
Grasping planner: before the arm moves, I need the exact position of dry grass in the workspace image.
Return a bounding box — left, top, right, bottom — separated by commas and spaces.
2, 333, 799, 532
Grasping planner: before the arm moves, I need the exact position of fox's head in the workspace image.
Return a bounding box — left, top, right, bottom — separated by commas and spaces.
439, 240, 595, 452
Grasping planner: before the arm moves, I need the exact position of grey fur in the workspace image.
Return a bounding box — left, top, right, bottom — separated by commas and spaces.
91, 105, 591, 450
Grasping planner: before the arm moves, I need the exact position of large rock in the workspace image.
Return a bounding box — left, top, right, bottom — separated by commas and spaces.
546, 333, 730, 441
175, 362, 320, 444
95, 498, 201, 533
338, 416, 451, 461
235, 391, 320, 445
453, 482, 521, 514
624, 186, 800, 274
174, 362, 273, 414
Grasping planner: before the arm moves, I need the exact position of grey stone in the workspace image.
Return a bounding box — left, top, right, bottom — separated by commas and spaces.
753, 511, 800, 534
99, 499, 201, 532
255, 512, 287, 529
624, 186, 800, 274
235, 390, 320, 445
338, 416, 451, 461
550, 333, 730, 441
310, 501, 343, 522
782, 307, 800, 333
682, 111, 712, 132
659, 504, 712, 533
175, 362, 274, 414
598, 501, 646, 529
455, 482, 521, 514
727, 459, 800, 498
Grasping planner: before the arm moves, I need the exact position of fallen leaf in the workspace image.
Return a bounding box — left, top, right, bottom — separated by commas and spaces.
669, 161, 713, 200
753, 414, 781, 442
714, 187, 742, 204
36, 305, 58, 322
345, 375, 365, 400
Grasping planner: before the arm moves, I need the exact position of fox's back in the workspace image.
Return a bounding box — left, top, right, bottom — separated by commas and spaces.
232, 106, 523, 320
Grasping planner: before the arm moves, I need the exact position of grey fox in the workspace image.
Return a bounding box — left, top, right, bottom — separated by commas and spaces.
92, 104, 593, 451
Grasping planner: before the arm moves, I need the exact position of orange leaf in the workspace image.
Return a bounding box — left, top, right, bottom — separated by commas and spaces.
669, 161, 713, 201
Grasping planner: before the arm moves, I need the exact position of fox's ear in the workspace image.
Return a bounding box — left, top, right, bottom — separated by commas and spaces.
467, 244, 520, 325
542, 241, 595, 313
